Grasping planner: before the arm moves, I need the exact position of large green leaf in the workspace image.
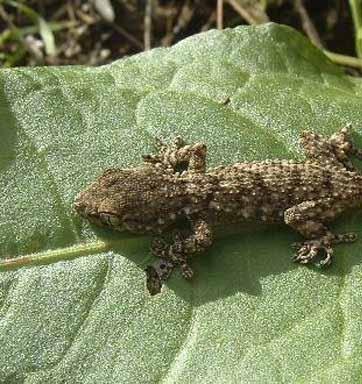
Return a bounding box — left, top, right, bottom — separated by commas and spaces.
1, 23, 362, 383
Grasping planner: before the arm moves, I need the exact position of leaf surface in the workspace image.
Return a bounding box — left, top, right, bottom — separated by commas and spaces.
1, 23, 362, 383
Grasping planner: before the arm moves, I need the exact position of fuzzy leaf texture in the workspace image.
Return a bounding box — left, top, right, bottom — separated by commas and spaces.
1, 23, 362, 384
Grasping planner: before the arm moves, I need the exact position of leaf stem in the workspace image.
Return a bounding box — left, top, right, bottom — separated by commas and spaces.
0, 240, 114, 271
323, 50, 362, 70
349, 0, 362, 58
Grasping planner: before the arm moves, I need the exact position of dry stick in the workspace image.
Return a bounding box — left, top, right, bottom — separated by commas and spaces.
66, 2, 76, 22
161, 6, 175, 46
217, 0, 223, 30
111, 22, 143, 50
294, 0, 323, 49
163, 1, 194, 46
0, 4, 16, 30
226, 0, 258, 25
173, 1, 194, 35
201, 10, 216, 32
144, 0, 152, 51
52, 2, 68, 20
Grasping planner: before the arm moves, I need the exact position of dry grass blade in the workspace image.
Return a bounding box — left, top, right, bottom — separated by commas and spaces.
226, 0, 269, 25
294, 0, 323, 49
144, 0, 152, 50
217, 0, 223, 29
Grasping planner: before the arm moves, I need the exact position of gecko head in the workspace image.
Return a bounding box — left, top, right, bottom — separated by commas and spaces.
74, 166, 165, 232
74, 193, 125, 231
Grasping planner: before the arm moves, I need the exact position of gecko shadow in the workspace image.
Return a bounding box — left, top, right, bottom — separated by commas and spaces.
105, 215, 362, 306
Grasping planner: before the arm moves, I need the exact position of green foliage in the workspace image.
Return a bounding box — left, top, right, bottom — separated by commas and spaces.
350, 0, 362, 58
1, 23, 362, 383
0, 0, 55, 67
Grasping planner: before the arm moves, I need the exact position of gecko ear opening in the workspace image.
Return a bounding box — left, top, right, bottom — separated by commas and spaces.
174, 160, 189, 173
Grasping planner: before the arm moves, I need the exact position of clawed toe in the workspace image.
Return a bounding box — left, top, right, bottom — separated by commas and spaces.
318, 250, 333, 267
180, 262, 194, 280
149, 239, 194, 283
291, 241, 303, 250
293, 240, 333, 267
334, 233, 357, 244
145, 259, 174, 295
292, 232, 357, 268
151, 238, 169, 257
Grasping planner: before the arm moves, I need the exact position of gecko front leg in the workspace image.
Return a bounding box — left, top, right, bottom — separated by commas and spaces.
151, 218, 213, 279
143, 137, 207, 173
284, 199, 357, 267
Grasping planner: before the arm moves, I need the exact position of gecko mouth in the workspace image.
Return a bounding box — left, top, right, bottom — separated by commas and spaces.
73, 194, 91, 217
74, 200, 125, 231
98, 212, 123, 228
84, 212, 126, 231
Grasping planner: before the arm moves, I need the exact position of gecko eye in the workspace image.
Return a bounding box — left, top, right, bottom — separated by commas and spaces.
99, 212, 121, 227
159, 263, 166, 270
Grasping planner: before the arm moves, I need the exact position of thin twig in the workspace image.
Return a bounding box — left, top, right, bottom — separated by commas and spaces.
144, 0, 152, 51
0, 4, 18, 33
217, 0, 223, 30
162, 1, 194, 47
110, 21, 143, 50
201, 10, 216, 32
161, 4, 175, 46
324, 50, 362, 70
173, 1, 194, 35
226, 0, 259, 25
294, 0, 323, 49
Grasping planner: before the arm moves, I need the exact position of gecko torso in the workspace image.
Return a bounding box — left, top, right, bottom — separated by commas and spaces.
74, 127, 362, 294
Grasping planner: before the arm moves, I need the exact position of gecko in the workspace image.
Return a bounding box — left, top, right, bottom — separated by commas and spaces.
74, 126, 362, 295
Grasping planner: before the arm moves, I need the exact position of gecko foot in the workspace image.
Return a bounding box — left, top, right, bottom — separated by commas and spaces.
151, 237, 170, 257
145, 258, 174, 295
293, 239, 333, 267
179, 261, 194, 280
151, 237, 194, 280
292, 233, 357, 267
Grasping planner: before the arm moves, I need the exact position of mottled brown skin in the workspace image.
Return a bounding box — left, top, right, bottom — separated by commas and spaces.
74, 126, 362, 295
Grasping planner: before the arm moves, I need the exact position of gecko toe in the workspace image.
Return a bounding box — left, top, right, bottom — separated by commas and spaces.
180, 263, 194, 280
291, 241, 303, 250
145, 266, 163, 295
315, 247, 333, 268
151, 238, 169, 258
145, 258, 175, 295
293, 240, 333, 267
335, 233, 357, 244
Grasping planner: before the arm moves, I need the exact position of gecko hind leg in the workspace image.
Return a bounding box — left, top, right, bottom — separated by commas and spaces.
284, 199, 357, 267
292, 232, 357, 267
